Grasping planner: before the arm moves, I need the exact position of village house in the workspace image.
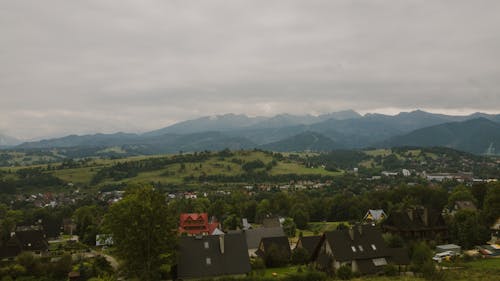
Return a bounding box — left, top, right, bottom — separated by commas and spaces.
256, 236, 291, 263
312, 224, 409, 275
382, 207, 448, 241
176, 233, 251, 280
244, 227, 285, 257
178, 213, 220, 236
0, 228, 49, 260
363, 209, 387, 223
294, 235, 321, 261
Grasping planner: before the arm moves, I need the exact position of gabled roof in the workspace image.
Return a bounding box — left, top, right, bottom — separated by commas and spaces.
383, 208, 447, 231
0, 229, 48, 259
179, 213, 219, 235
257, 236, 291, 258
244, 227, 285, 249
177, 233, 251, 279
180, 213, 209, 223
295, 235, 321, 255
322, 225, 390, 262
13, 230, 48, 252
313, 225, 409, 275
364, 209, 387, 221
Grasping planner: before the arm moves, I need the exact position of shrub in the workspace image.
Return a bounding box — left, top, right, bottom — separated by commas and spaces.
336, 265, 353, 280
291, 248, 310, 265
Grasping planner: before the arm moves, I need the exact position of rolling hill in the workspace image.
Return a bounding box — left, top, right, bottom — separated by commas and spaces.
260, 131, 339, 152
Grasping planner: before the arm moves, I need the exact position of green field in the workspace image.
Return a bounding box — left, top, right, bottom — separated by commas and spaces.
1, 151, 344, 188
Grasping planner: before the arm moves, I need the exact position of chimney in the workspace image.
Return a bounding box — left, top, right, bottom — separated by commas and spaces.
423, 208, 429, 226
348, 227, 354, 241
219, 234, 225, 254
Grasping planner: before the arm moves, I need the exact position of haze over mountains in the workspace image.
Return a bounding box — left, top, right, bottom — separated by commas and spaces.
5, 110, 500, 155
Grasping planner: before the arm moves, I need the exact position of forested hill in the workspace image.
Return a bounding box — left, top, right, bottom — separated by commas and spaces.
1, 147, 498, 194
385, 118, 500, 155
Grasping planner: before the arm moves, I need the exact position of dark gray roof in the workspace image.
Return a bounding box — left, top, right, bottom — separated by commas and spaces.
15, 230, 48, 251
244, 227, 285, 249
256, 236, 291, 258
313, 224, 409, 275
383, 208, 447, 231
0, 229, 48, 259
323, 225, 389, 262
177, 233, 251, 279
262, 217, 281, 228
295, 235, 321, 255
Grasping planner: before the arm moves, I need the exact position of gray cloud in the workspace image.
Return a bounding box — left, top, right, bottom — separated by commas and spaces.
1, 0, 500, 139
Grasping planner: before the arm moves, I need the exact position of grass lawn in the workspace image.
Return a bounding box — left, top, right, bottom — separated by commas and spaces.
463, 258, 500, 271
259, 266, 301, 278
270, 162, 342, 176
352, 277, 423, 281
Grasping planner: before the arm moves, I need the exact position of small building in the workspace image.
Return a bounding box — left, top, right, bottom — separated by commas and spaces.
0, 229, 49, 260
294, 235, 321, 261
256, 236, 291, 262
244, 227, 285, 257
402, 169, 411, 177
177, 233, 251, 280
312, 224, 410, 275
382, 207, 448, 241
436, 244, 461, 255
363, 209, 387, 223
179, 213, 220, 236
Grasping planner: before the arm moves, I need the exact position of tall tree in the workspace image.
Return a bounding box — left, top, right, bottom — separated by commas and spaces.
104, 184, 176, 281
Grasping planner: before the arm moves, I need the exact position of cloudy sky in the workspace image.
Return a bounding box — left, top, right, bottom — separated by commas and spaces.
1, 0, 500, 139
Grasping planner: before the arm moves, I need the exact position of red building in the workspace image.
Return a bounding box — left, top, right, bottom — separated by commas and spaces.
179, 213, 219, 235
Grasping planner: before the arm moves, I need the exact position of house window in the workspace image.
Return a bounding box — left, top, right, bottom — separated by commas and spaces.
358, 245, 364, 252
372, 258, 387, 266
206, 257, 211, 265
204, 241, 209, 249
371, 244, 377, 250
351, 246, 357, 252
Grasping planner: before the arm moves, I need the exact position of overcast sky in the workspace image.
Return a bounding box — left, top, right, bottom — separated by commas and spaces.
1, 0, 500, 139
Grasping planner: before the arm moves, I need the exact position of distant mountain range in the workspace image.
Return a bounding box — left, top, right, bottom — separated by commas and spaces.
5, 110, 500, 155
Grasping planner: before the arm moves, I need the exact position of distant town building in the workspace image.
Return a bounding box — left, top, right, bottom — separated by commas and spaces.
402, 169, 411, 177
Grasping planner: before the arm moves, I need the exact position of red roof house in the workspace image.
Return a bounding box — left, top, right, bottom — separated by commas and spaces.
179, 213, 219, 235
